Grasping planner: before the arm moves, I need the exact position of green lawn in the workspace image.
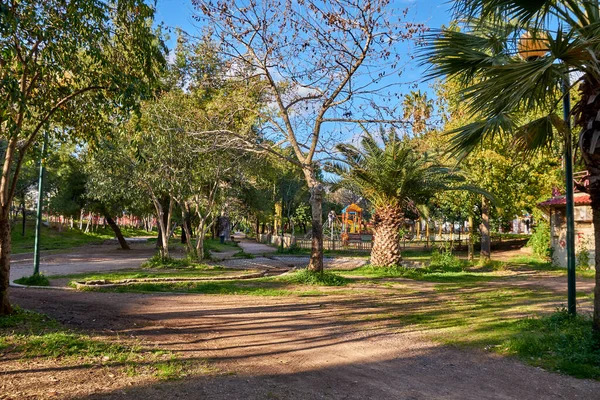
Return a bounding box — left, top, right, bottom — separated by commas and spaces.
11, 219, 154, 254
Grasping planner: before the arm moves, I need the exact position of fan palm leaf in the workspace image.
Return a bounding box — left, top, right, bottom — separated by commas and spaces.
421, 0, 600, 330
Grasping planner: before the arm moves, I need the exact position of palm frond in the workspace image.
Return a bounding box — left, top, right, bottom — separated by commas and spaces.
513, 113, 563, 153
452, 0, 552, 27
446, 114, 514, 158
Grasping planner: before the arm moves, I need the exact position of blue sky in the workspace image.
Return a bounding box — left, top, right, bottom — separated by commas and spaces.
154, 0, 454, 100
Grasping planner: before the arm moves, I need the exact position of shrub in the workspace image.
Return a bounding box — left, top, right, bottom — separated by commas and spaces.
576, 235, 592, 270
429, 244, 463, 272
281, 269, 349, 286
528, 221, 552, 259
277, 242, 304, 254
14, 273, 49, 286
142, 254, 191, 269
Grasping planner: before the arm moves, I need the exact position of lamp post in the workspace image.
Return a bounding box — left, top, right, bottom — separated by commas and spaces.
33, 131, 48, 276
519, 32, 576, 315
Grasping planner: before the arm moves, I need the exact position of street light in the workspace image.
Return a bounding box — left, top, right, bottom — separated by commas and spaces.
518, 31, 577, 315
33, 131, 48, 277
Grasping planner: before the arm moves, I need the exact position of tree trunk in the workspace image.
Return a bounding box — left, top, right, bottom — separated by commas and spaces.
370, 205, 403, 267
21, 202, 26, 237
195, 217, 210, 261
480, 196, 491, 262
468, 214, 474, 262
104, 213, 130, 250
255, 215, 260, 239
79, 209, 84, 230
181, 204, 194, 256
0, 214, 12, 315
307, 184, 324, 272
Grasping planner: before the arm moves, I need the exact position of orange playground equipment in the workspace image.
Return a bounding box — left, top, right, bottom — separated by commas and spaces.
341, 203, 363, 234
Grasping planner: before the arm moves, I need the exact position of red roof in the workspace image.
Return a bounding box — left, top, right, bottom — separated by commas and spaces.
538, 192, 591, 208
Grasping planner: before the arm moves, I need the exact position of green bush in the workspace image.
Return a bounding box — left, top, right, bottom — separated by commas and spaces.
277, 242, 304, 254
528, 221, 552, 259
429, 244, 463, 272
14, 273, 49, 286
142, 254, 192, 269
280, 269, 349, 286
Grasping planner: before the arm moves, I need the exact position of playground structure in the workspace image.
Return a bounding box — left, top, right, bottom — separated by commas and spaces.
341, 203, 363, 234
322, 203, 373, 247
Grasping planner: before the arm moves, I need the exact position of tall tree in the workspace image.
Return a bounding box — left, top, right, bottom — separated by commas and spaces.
194, 0, 425, 272
0, 0, 165, 314
421, 0, 600, 329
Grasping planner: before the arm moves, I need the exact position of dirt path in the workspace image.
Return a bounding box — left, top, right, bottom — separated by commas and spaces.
8, 288, 600, 400
237, 239, 277, 255
9, 241, 157, 282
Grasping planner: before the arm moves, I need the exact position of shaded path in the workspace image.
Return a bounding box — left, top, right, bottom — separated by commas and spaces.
8, 288, 600, 400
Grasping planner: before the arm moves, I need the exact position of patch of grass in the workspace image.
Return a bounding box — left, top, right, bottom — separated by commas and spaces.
205, 239, 239, 253
278, 269, 349, 286
233, 250, 255, 259
501, 310, 600, 379
58, 268, 241, 285
142, 254, 195, 269
79, 279, 292, 296
11, 219, 153, 254
508, 255, 596, 279
361, 281, 598, 380
1, 308, 145, 362
341, 264, 497, 283
14, 273, 49, 286
153, 357, 190, 380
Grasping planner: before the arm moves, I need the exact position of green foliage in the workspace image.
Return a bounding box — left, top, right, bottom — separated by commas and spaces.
13, 274, 49, 286
502, 310, 600, 379
576, 235, 592, 270
528, 221, 552, 259
327, 130, 469, 210
429, 244, 463, 272
279, 270, 349, 286
277, 242, 304, 254
142, 254, 193, 269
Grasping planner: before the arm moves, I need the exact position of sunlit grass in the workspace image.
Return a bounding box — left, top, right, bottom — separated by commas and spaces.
11, 219, 153, 254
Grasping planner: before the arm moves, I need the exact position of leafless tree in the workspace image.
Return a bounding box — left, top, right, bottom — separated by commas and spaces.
193, 0, 425, 271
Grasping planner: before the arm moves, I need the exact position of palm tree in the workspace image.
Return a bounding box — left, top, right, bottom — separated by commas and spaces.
328, 131, 467, 267
421, 1, 600, 329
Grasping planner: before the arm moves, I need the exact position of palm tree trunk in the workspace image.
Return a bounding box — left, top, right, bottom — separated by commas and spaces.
577, 77, 600, 331
370, 205, 403, 267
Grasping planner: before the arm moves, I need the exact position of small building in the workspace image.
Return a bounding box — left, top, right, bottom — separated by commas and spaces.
538, 191, 594, 268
